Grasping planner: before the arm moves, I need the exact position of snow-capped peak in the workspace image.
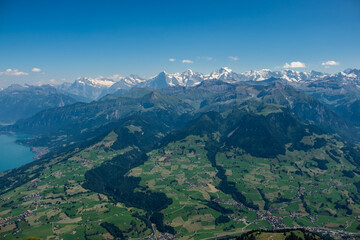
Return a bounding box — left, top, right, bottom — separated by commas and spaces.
206, 67, 242, 81
58, 68, 360, 100
219, 67, 232, 73
183, 69, 194, 76
75, 77, 117, 88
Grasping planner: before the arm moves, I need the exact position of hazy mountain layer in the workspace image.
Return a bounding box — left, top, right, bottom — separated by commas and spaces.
0, 85, 82, 124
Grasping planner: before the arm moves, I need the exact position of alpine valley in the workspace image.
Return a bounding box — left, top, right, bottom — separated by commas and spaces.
1, 68, 360, 240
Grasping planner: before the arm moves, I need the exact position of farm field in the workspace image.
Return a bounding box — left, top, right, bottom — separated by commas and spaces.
1, 103, 360, 239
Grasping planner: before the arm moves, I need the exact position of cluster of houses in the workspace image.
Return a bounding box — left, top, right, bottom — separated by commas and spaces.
257, 211, 286, 228
158, 232, 176, 240
27, 179, 41, 190
23, 192, 41, 202
299, 226, 360, 240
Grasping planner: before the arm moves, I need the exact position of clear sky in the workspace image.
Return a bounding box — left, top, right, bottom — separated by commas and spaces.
0, 0, 359, 87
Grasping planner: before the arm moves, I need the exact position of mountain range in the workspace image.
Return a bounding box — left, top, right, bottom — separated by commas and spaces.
55, 68, 360, 100
2, 67, 360, 127
0, 68, 360, 239
0, 84, 84, 124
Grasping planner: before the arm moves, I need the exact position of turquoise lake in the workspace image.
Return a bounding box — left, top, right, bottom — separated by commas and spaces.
0, 135, 35, 172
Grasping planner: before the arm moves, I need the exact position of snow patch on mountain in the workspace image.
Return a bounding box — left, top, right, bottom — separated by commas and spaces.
57, 68, 360, 100
144, 70, 204, 88
75, 77, 117, 88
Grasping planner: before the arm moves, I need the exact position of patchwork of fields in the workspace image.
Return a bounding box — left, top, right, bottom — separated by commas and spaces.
1, 116, 360, 239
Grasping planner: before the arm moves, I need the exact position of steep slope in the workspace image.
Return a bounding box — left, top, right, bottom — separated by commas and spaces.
107, 74, 146, 94
157, 80, 353, 141
4, 80, 355, 152
58, 77, 117, 101
58, 75, 146, 100
255, 82, 351, 139
4, 91, 194, 151
294, 74, 360, 129
143, 70, 204, 88
0, 84, 81, 124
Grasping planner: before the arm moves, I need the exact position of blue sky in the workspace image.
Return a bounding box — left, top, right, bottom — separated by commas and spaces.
0, 0, 359, 87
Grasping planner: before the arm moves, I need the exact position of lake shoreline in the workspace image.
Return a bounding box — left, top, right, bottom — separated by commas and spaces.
1, 134, 49, 160
30, 147, 50, 160
0, 135, 37, 172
